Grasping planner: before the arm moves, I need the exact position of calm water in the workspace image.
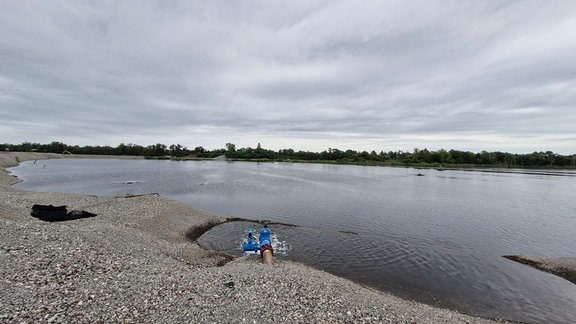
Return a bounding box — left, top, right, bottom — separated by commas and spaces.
10, 159, 576, 323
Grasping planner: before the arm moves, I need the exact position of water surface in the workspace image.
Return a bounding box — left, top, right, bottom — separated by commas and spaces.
10, 159, 576, 323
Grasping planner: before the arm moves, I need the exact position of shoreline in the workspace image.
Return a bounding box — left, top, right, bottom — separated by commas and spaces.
0, 152, 512, 322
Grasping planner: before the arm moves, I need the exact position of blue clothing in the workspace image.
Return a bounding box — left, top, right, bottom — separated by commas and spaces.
259, 225, 271, 246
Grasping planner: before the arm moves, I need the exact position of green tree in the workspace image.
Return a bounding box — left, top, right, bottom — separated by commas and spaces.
169, 144, 187, 157
46, 141, 67, 153
225, 143, 236, 153
146, 143, 167, 156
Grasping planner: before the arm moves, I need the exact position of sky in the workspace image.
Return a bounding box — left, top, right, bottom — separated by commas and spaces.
1, 1, 575, 154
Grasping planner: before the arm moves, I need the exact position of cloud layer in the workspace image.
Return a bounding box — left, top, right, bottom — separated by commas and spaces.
1, 1, 575, 153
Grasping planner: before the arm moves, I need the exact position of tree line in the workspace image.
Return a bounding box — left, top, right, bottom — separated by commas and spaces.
2, 141, 575, 168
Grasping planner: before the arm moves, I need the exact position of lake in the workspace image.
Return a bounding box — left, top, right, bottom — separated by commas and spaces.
9, 159, 576, 323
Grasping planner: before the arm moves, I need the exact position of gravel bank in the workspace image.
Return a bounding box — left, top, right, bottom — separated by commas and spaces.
1, 152, 501, 323
503, 255, 576, 285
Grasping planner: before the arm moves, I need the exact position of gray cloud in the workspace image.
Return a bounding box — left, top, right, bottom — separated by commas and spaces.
1, 0, 575, 154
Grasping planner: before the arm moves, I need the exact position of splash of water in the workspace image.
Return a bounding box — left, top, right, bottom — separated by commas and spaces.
271, 233, 291, 256
238, 232, 291, 256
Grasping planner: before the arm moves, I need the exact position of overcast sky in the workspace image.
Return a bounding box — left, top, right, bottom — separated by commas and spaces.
1, 1, 575, 154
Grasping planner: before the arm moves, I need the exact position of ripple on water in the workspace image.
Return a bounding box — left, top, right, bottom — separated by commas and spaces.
199, 221, 576, 323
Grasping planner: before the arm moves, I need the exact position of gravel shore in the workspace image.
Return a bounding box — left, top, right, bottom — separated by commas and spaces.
0, 152, 504, 323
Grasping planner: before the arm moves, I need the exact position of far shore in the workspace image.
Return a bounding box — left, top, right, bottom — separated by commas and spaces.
1, 151, 573, 322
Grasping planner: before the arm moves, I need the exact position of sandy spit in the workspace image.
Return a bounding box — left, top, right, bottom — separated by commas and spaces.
0, 152, 504, 323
